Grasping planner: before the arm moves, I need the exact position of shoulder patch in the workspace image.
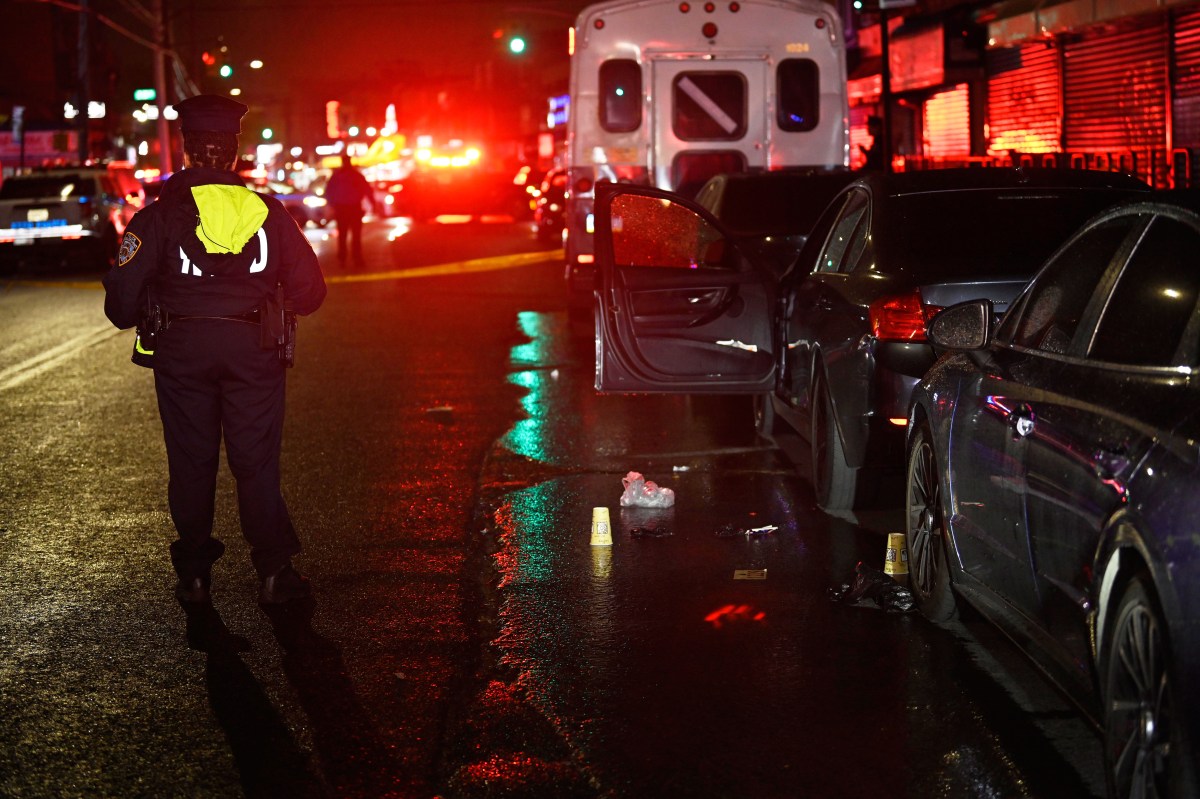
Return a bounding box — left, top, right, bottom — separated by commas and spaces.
117, 231, 142, 266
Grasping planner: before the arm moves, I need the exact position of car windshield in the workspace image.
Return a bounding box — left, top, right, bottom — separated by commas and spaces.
886, 189, 1134, 281
0, 175, 91, 200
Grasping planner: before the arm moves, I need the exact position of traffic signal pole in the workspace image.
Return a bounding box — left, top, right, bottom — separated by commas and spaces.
154, 0, 172, 173
880, 7, 892, 173
77, 0, 90, 162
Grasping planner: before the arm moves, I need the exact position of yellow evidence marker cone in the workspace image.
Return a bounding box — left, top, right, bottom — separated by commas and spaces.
591, 506, 613, 546
884, 532, 909, 580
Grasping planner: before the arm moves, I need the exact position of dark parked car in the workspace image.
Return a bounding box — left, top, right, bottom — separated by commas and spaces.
0, 163, 144, 269
590, 168, 1151, 511
693, 168, 854, 277
534, 167, 567, 244
906, 191, 1200, 799
253, 179, 329, 228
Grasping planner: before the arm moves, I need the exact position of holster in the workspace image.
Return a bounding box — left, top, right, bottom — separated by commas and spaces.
132, 292, 162, 368
260, 284, 297, 367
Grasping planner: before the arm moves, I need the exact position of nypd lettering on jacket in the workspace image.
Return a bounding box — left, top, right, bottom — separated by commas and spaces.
102, 167, 326, 335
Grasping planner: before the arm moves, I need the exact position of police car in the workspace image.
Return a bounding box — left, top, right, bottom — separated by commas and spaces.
0, 163, 144, 270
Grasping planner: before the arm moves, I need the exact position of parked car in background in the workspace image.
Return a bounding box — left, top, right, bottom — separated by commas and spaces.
906, 191, 1200, 799
375, 179, 406, 218
533, 167, 567, 244
253, 178, 329, 228
140, 172, 171, 204
589, 168, 1151, 511
0, 163, 144, 270
693, 168, 854, 277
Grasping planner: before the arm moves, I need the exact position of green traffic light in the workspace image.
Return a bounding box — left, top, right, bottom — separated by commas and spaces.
219, 64, 233, 78
509, 36, 526, 54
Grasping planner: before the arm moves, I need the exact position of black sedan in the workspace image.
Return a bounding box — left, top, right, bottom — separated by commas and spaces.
590, 168, 1150, 512
906, 192, 1200, 799
693, 167, 854, 278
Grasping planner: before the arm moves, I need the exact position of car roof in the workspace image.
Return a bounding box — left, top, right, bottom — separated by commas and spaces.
698, 168, 857, 236
847, 167, 1151, 197
1105, 188, 1200, 215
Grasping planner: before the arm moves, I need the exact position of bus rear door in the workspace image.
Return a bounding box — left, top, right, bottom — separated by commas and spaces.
650, 58, 768, 198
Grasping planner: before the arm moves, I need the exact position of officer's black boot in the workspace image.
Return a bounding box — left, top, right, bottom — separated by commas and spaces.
258, 564, 312, 604
175, 576, 212, 603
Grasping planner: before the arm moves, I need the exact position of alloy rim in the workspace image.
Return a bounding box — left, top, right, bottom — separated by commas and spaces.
812, 390, 829, 498
1108, 602, 1171, 799
907, 440, 939, 600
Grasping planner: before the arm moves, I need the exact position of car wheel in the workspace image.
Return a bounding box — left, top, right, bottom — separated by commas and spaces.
1103, 575, 1180, 799
753, 393, 775, 439
810, 376, 856, 511
905, 420, 957, 622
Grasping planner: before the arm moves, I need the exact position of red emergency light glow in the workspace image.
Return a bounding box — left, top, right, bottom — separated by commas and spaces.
594, 18, 605, 29
702, 21, 718, 37
816, 17, 826, 28
705, 604, 766, 629
679, 2, 691, 12
869, 291, 943, 342
705, 2, 715, 11
729, 2, 741, 10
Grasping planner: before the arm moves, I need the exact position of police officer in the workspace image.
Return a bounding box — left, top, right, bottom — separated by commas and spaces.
103, 94, 327, 605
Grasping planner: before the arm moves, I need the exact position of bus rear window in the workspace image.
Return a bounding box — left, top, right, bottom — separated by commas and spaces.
673, 73, 747, 141
777, 59, 819, 132
600, 59, 642, 132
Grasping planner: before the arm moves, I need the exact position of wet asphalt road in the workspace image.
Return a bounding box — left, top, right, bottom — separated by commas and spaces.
0, 216, 1106, 798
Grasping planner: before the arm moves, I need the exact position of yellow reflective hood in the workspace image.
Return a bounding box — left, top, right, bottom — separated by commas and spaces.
191, 184, 268, 254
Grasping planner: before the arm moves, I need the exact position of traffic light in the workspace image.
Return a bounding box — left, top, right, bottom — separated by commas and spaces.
494, 28, 528, 55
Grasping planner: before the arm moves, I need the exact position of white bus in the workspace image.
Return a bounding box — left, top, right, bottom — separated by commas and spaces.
564, 0, 850, 317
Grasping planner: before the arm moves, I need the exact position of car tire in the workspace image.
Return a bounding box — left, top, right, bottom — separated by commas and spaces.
753, 393, 775, 439
810, 376, 856, 511
905, 420, 958, 623
1102, 574, 1183, 799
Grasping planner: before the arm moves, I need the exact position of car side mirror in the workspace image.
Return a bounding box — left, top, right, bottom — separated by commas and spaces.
928, 299, 994, 351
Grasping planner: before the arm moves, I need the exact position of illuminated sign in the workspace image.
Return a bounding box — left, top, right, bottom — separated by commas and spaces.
547, 95, 569, 128
133, 88, 156, 102
325, 100, 341, 139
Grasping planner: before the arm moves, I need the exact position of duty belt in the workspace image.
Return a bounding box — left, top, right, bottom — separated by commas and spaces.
163, 309, 260, 327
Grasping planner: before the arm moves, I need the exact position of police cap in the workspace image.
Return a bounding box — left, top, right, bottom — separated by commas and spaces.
174, 94, 247, 134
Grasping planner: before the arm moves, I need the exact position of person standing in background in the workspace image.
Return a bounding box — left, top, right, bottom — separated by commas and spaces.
325, 154, 378, 270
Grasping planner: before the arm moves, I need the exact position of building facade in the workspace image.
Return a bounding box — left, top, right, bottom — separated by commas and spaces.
848, 0, 1200, 188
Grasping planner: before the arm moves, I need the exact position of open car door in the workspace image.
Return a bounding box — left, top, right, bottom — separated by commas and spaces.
594, 183, 776, 393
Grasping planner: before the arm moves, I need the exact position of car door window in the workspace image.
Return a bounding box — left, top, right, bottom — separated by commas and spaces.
610, 193, 730, 270
1088, 216, 1200, 366
815, 191, 867, 274
1003, 219, 1135, 354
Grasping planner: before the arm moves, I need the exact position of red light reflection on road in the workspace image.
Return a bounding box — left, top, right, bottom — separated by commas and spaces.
704, 603, 766, 628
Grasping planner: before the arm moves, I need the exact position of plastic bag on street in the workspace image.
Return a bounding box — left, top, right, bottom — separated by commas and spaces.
828, 561, 916, 614
619, 471, 675, 508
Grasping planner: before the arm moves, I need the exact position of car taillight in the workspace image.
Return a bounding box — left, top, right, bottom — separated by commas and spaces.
869, 290, 942, 342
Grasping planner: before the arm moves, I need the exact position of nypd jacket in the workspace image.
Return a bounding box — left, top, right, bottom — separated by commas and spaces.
102, 167, 326, 331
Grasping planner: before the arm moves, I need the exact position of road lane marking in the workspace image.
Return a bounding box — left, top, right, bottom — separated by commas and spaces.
1, 249, 564, 389
5, 249, 565, 291
327, 249, 564, 283
0, 324, 124, 391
